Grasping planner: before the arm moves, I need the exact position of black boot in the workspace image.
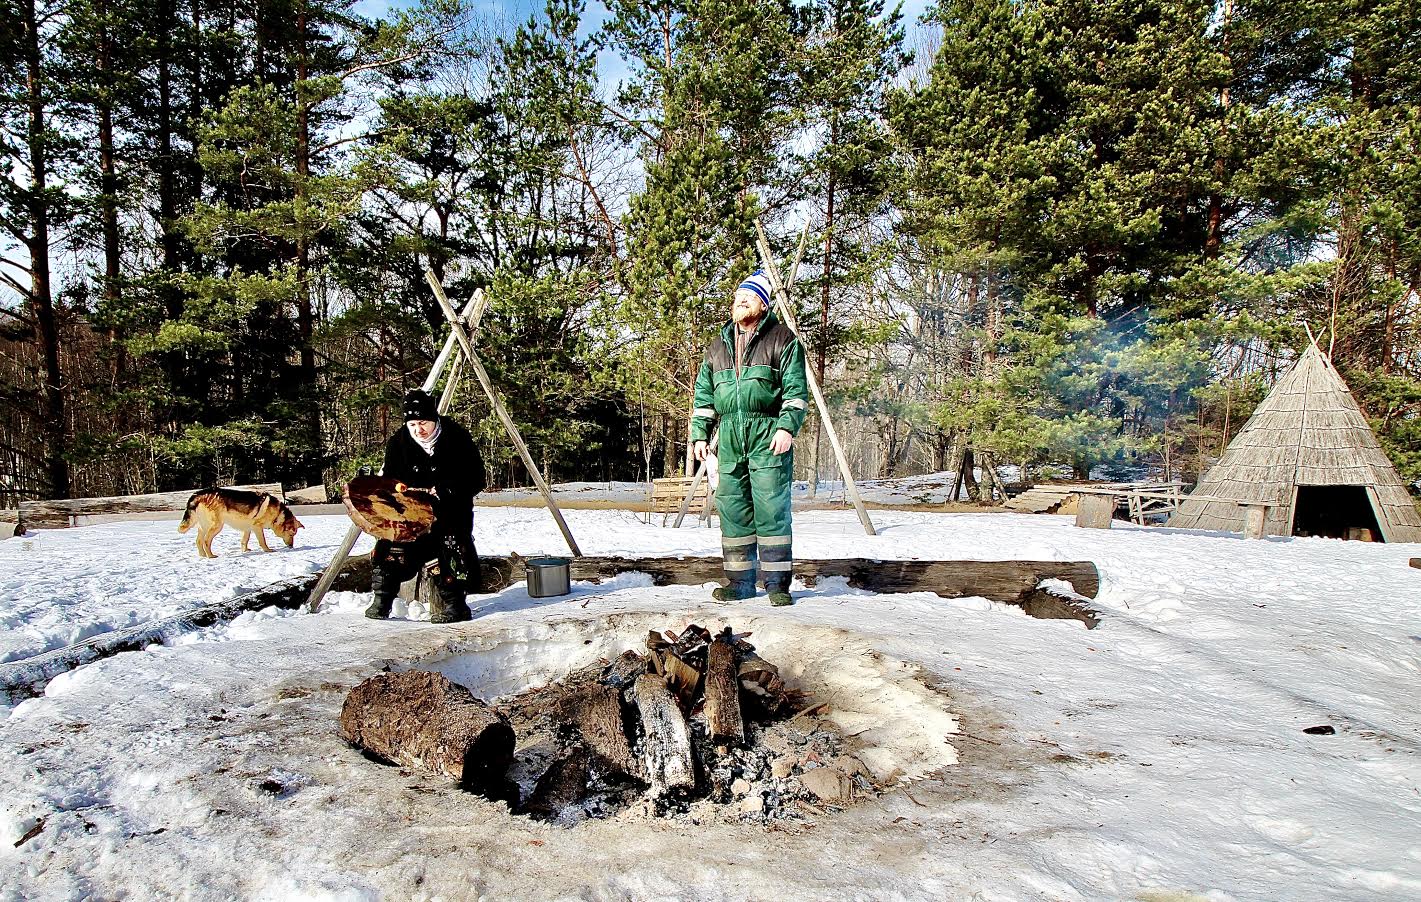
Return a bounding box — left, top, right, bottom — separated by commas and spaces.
365, 593, 395, 620
430, 580, 472, 624
367, 542, 407, 619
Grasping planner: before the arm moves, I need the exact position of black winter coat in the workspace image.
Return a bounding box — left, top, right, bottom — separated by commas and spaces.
381, 418, 486, 536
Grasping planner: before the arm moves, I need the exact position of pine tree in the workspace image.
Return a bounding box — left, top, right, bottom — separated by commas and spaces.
606, 0, 800, 475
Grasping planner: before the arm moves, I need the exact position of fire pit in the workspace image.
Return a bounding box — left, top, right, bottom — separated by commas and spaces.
339, 615, 959, 827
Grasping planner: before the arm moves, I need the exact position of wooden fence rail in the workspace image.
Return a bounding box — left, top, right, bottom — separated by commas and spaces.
5, 483, 284, 530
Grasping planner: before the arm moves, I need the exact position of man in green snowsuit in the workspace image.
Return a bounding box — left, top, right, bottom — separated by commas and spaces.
691, 271, 810, 607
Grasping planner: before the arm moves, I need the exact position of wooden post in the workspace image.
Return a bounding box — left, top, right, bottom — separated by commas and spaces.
307, 293, 482, 613
427, 269, 583, 558
422, 290, 485, 394
672, 229, 813, 529
1242, 503, 1268, 540
1075, 493, 1115, 529
754, 219, 877, 536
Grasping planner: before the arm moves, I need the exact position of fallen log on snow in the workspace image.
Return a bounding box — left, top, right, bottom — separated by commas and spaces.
340, 670, 515, 788
559, 555, 1099, 604
17, 483, 284, 529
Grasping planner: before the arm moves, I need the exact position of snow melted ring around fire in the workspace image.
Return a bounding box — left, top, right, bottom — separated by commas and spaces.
397, 611, 960, 800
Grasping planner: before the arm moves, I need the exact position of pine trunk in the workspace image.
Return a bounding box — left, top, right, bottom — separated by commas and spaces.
23, 0, 69, 499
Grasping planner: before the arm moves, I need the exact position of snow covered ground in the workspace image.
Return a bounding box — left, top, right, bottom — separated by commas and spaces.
2, 508, 1419, 900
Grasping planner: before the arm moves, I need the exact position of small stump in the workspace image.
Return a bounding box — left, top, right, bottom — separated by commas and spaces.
1074, 494, 1115, 529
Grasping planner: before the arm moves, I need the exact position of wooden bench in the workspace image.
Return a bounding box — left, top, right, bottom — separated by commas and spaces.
649, 477, 714, 527
1071, 483, 1186, 527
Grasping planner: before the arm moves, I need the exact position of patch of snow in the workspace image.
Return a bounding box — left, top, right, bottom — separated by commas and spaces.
1, 509, 1419, 899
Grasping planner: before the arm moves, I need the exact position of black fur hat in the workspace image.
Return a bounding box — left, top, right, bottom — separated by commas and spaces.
402, 389, 439, 422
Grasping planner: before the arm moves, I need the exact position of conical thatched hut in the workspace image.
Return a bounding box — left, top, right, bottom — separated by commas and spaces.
1169, 343, 1421, 542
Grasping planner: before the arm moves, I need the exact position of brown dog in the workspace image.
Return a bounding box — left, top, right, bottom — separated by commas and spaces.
178, 488, 305, 558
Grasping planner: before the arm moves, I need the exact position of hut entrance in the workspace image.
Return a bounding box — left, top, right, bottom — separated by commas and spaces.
1291, 485, 1384, 541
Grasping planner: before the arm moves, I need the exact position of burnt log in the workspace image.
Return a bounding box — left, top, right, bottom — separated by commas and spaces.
522, 745, 592, 821
556, 684, 638, 778
632, 673, 695, 795
703, 638, 744, 743
340, 670, 514, 788
738, 651, 792, 717
661, 650, 702, 705
603, 650, 649, 690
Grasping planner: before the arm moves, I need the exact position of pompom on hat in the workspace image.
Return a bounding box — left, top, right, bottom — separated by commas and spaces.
736, 271, 773, 307
402, 389, 439, 422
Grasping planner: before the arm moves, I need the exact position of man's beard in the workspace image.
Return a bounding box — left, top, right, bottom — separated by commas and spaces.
733, 305, 765, 328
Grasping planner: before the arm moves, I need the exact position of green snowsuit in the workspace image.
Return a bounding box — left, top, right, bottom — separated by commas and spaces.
690, 311, 809, 592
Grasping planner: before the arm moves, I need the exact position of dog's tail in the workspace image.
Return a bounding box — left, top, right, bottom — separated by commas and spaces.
177, 491, 204, 533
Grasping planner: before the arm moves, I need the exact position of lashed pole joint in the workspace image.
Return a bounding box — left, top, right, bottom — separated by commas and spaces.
425, 269, 582, 558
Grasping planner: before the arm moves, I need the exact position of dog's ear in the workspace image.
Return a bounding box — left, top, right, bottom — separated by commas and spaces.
292, 518, 306, 530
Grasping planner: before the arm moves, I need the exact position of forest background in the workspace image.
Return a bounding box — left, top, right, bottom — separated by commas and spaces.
2, 0, 1417, 505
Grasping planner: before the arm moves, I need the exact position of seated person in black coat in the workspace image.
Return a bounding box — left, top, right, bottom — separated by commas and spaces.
366, 389, 486, 623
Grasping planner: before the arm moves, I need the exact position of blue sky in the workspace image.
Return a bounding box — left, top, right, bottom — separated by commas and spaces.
353, 0, 938, 89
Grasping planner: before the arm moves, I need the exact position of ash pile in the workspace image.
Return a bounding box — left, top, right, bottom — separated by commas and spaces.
340, 624, 884, 827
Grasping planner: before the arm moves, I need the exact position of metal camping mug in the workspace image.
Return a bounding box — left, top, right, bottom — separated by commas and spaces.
525, 556, 572, 598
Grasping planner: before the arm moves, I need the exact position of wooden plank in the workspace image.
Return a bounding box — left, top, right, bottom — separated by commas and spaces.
18, 483, 283, 527
1074, 494, 1115, 529
1410, 558, 1419, 570
1242, 504, 1268, 540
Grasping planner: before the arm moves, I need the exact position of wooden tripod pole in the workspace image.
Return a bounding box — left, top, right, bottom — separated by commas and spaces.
427, 270, 583, 558
672, 226, 813, 529
754, 219, 876, 536
306, 292, 484, 613
426, 288, 490, 396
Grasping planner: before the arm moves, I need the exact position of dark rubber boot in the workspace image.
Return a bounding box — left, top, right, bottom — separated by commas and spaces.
367, 563, 400, 619
431, 582, 472, 624
712, 581, 756, 602
768, 590, 794, 607
364, 594, 394, 620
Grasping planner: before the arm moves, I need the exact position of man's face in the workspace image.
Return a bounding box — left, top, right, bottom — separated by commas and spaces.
407, 418, 438, 440
732, 288, 767, 327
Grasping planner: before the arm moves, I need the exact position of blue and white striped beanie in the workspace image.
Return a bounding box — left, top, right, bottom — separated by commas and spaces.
737, 271, 773, 306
